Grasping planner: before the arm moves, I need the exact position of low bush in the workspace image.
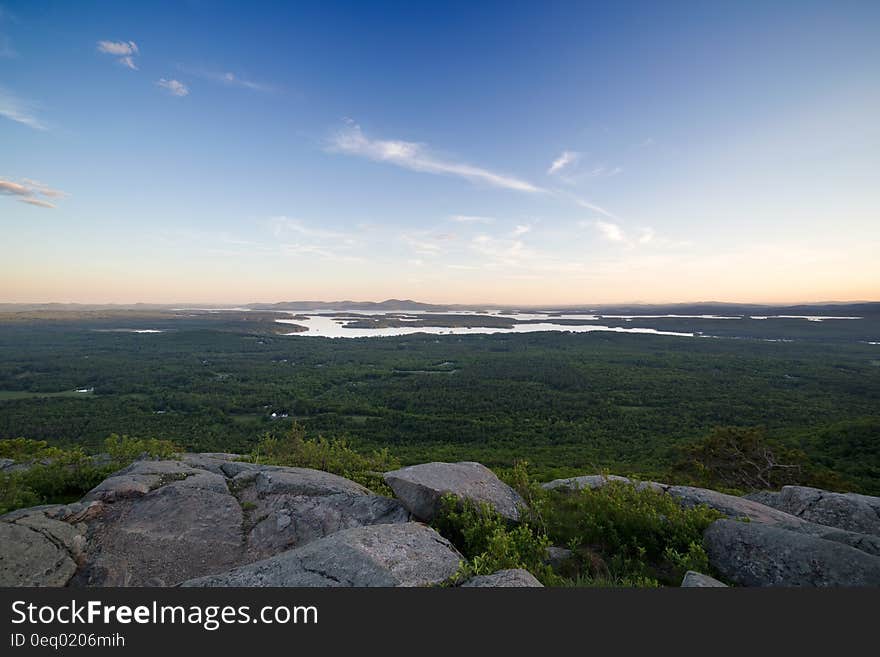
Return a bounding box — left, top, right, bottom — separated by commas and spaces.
432, 494, 558, 585
431, 461, 723, 587
104, 433, 178, 462
0, 435, 180, 516
249, 422, 400, 494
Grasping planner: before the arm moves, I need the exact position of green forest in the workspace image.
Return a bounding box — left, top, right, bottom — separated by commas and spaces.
1, 312, 878, 495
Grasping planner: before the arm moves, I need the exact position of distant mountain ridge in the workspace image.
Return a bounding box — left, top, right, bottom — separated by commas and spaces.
246, 299, 452, 311
1, 300, 878, 317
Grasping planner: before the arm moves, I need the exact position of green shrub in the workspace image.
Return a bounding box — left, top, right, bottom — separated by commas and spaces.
675, 426, 852, 493
0, 438, 109, 515
0, 435, 181, 516
540, 482, 720, 585
498, 462, 723, 586
432, 494, 558, 585
0, 437, 68, 462
104, 434, 179, 461
249, 422, 399, 494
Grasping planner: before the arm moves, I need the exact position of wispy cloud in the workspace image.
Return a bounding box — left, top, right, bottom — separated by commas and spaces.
583, 165, 623, 178
449, 214, 495, 224
512, 224, 531, 237
0, 177, 67, 209
268, 216, 351, 242
593, 220, 626, 243
19, 198, 56, 208
571, 196, 616, 218
0, 180, 30, 196
97, 40, 139, 70
268, 217, 362, 262
20, 178, 67, 198
584, 220, 689, 250
157, 78, 189, 97
178, 67, 274, 93
401, 233, 448, 256
547, 150, 579, 176
0, 86, 47, 130
328, 121, 543, 193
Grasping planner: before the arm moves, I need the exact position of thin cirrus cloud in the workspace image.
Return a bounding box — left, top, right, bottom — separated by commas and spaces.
157, 78, 189, 97
268, 216, 352, 242
0, 86, 47, 130
211, 71, 271, 92
0, 178, 67, 209
570, 195, 616, 219
178, 67, 274, 93
97, 40, 139, 70
587, 221, 688, 250
547, 150, 579, 176
328, 121, 543, 193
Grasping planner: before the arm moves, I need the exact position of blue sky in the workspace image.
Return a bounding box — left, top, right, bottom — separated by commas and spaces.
1, 0, 878, 304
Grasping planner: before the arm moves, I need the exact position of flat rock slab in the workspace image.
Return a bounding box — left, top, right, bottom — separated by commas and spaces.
251, 468, 371, 497
182, 523, 463, 587
384, 461, 525, 522
83, 460, 218, 502
0, 457, 413, 587
704, 519, 880, 587
746, 486, 880, 537
669, 485, 880, 556
681, 570, 727, 587
244, 492, 410, 561
75, 481, 244, 586
542, 474, 667, 493
668, 486, 806, 526
0, 521, 77, 586
461, 569, 543, 587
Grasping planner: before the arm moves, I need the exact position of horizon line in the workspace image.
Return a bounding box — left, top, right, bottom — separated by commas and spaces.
2, 298, 879, 308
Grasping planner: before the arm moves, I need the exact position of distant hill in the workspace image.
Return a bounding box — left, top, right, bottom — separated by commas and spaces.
1, 300, 878, 317
247, 299, 454, 311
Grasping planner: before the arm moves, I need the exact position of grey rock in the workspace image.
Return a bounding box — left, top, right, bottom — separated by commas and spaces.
83, 460, 206, 502
182, 523, 462, 587
461, 568, 544, 587
252, 468, 371, 497
384, 461, 525, 522
244, 491, 410, 560
75, 479, 244, 586
542, 474, 668, 493
545, 546, 573, 569
0, 521, 77, 586
10, 509, 87, 559
179, 452, 243, 475
743, 490, 781, 508
668, 485, 804, 525
747, 486, 880, 537
669, 485, 880, 556
542, 474, 631, 490
681, 570, 727, 587
703, 519, 880, 587
3, 454, 416, 587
